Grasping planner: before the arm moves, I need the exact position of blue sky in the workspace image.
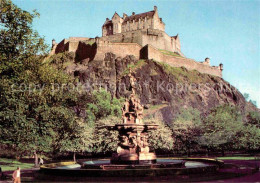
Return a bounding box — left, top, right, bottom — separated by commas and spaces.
13, 0, 260, 107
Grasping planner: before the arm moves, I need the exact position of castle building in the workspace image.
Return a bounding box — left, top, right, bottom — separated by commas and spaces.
101, 6, 183, 56
51, 6, 223, 77
102, 6, 165, 36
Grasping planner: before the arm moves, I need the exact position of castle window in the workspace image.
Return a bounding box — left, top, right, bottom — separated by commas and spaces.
109, 26, 112, 30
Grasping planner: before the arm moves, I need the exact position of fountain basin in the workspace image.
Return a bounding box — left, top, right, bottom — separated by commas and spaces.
82, 158, 185, 170
38, 158, 222, 179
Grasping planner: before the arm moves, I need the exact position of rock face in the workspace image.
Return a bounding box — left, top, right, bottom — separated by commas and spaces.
65, 52, 257, 124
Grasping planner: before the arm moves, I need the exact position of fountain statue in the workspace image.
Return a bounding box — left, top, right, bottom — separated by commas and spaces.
109, 71, 158, 164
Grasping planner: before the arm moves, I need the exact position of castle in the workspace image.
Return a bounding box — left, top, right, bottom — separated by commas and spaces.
51, 6, 223, 77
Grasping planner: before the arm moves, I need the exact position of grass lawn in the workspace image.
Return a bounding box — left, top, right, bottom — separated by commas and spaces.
216, 156, 260, 160
0, 158, 34, 171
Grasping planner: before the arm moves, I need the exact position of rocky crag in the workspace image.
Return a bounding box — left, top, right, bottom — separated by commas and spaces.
59, 52, 258, 124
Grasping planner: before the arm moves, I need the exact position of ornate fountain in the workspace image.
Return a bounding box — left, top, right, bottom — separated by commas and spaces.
110, 94, 158, 164
108, 71, 158, 164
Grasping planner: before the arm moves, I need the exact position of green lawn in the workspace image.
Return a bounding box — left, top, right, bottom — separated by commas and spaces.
216, 156, 260, 160
0, 158, 34, 171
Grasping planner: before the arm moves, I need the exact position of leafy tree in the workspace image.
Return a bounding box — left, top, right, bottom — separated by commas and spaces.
171, 108, 202, 156
249, 100, 257, 107
238, 124, 260, 150
0, 0, 85, 166
58, 117, 94, 162
0, 58, 79, 165
0, 0, 47, 77
144, 119, 174, 153
198, 105, 244, 156
247, 111, 260, 128
86, 89, 123, 121
86, 89, 124, 154
243, 93, 257, 106
243, 93, 249, 101
93, 116, 121, 154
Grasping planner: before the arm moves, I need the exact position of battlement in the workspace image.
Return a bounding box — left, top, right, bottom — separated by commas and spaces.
142, 44, 222, 77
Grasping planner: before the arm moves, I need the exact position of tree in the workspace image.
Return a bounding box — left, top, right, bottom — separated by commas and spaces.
0, 0, 82, 166
238, 124, 260, 151
247, 111, 260, 128
58, 117, 94, 162
171, 108, 202, 156
86, 89, 123, 120
198, 105, 244, 156
249, 100, 257, 107
0, 0, 47, 77
92, 116, 122, 154
0, 59, 79, 165
243, 93, 257, 107
243, 93, 249, 101
144, 119, 174, 153
77, 89, 124, 154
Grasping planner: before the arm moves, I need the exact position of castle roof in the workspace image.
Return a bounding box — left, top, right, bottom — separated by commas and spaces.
123, 10, 155, 23
172, 34, 179, 40
103, 20, 112, 27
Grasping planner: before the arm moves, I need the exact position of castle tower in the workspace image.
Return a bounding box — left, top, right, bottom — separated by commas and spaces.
205, 57, 210, 65
219, 63, 223, 71
111, 12, 123, 34
52, 39, 56, 48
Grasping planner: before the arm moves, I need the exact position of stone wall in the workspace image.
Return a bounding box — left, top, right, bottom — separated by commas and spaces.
142, 30, 182, 56
144, 45, 222, 77
101, 30, 143, 46
95, 42, 141, 60
54, 39, 69, 54
101, 29, 183, 56
51, 38, 222, 78
122, 16, 153, 32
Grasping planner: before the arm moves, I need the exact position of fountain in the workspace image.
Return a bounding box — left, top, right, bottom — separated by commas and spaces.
109, 92, 158, 165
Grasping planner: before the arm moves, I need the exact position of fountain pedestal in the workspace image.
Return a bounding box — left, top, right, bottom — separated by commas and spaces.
109, 123, 158, 164
108, 91, 158, 165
